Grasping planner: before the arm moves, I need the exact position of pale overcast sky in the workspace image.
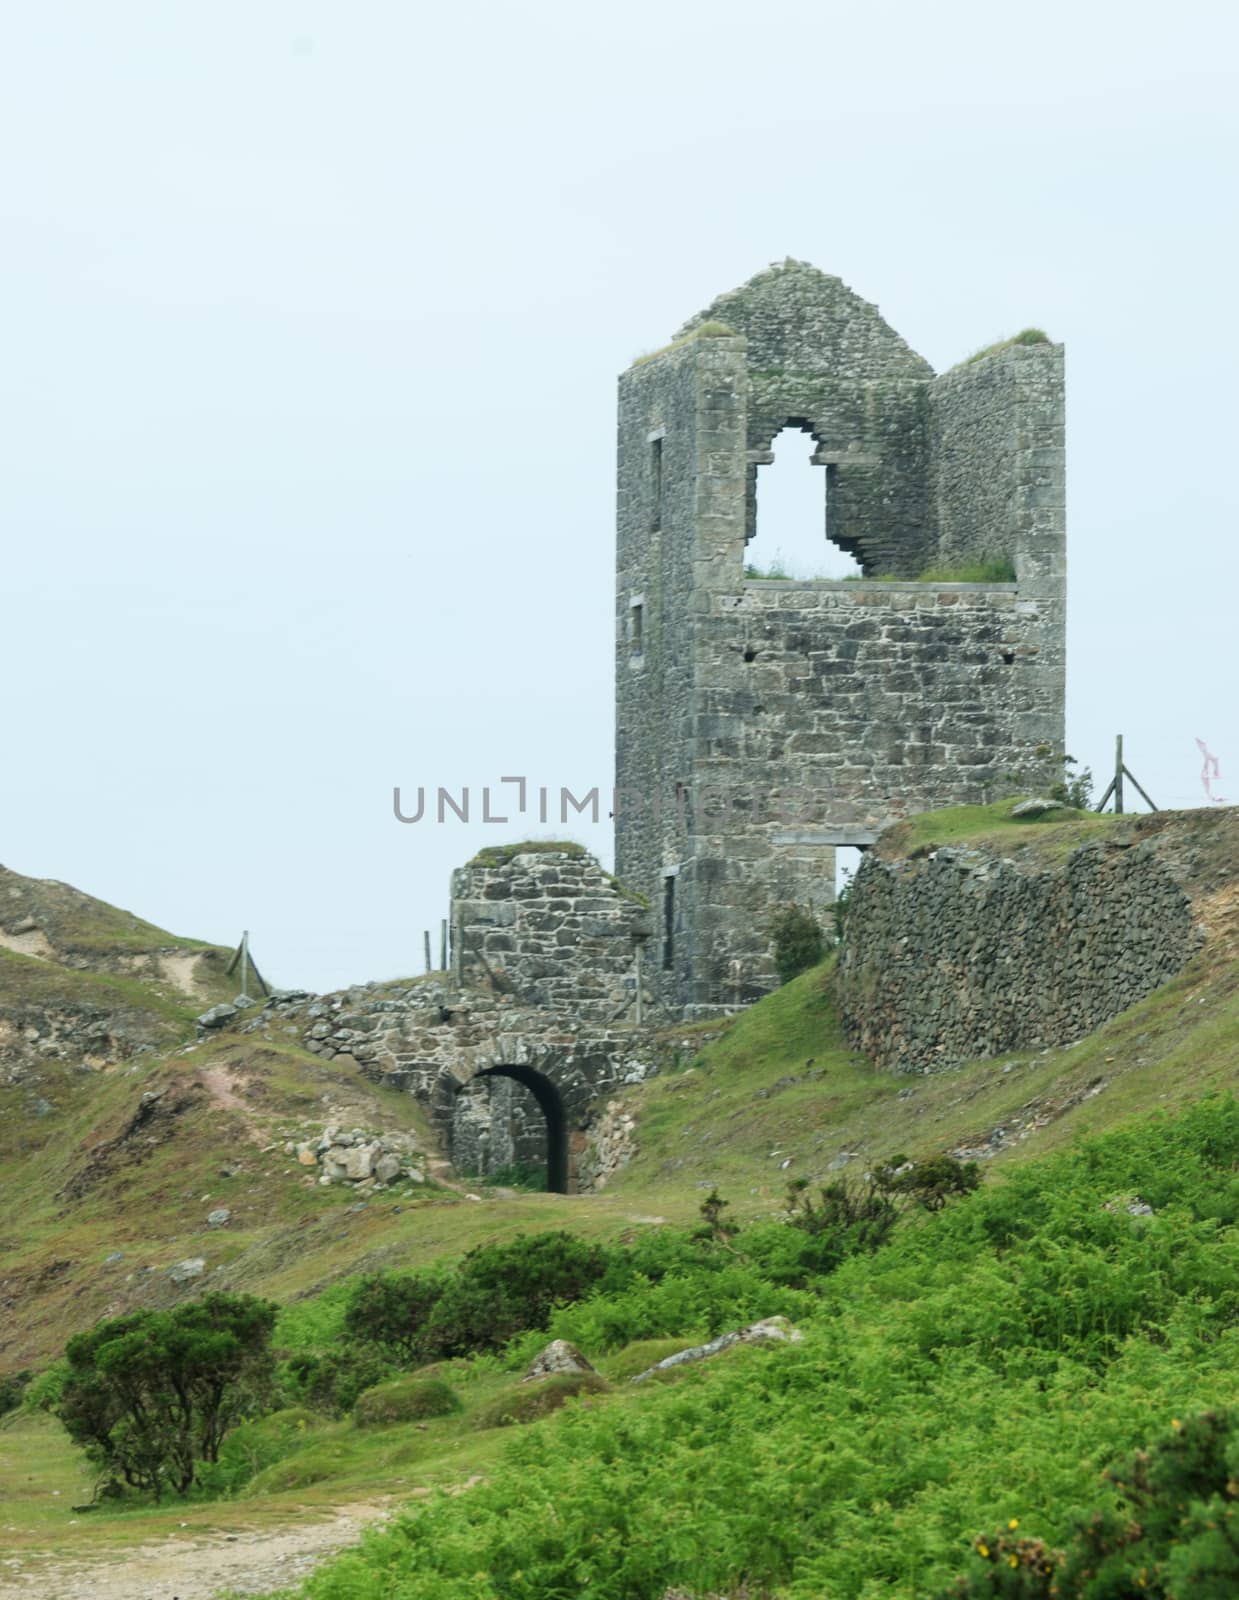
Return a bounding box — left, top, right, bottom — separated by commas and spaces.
2, 2, 1236, 991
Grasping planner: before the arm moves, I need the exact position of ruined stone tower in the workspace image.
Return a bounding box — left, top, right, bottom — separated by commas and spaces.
615, 260, 1066, 1016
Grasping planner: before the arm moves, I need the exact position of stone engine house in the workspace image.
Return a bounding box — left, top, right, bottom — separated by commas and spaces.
615, 260, 1066, 1015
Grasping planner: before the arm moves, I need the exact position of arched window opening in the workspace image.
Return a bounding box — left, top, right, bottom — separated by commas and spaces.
449, 1065, 569, 1193
747, 425, 863, 580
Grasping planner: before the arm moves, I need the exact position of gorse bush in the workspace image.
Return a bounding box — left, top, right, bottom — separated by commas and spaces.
56, 1292, 276, 1501
343, 1272, 449, 1366
768, 904, 826, 985
353, 1376, 462, 1428
344, 1232, 611, 1368
946, 1410, 1239, 1598
280, 1345, 393, 1418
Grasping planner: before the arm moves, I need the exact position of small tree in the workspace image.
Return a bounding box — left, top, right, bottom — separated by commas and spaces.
768, 904, 825, 985
696, 1188, 739, 1247
56, 1293, 276, 1501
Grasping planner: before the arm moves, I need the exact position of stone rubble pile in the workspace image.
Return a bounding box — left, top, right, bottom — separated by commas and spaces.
284, 1125, 425, 1189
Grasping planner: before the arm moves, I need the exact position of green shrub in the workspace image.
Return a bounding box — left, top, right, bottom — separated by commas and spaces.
420, 1231, 611, 1359
196, 1407, 323, 1497
473, 1372, 609, 1430
56, 1292, 276, 1501
768, 904, 825, 985
268, 1099, 1239, 1600
944, 1410, 1239, 1598
279, 1345, 393, 1418
342, 1270, 447, 1366
0, 1370, 31, 1417
353, 1375, 462, 1427
1049, 754, 1094, 810
21, 1360, 68, 1413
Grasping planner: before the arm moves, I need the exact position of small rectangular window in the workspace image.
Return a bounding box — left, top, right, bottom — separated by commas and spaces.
629, 599, 644, 658
662, 873, 675, 970
650, 435, 663, 532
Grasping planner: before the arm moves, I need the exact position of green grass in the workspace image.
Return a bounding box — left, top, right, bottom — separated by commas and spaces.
747, 556, 1017, 585
629, 319, 737, 368
467, 839, 586, 868
874, 797, 1122, 860
0, 944, 198, 1024
954, 326, 1052, 367
8, 802, 1239, 1592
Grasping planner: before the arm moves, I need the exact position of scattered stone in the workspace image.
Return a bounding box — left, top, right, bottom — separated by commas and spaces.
168, 1257, 206, 1284
375, 1153, 402, 1185
206, 1208, 231, 1228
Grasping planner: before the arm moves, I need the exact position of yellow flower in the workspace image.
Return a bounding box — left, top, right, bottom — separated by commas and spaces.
1009, 1555, 1019, 1568
1172, 1418, 1182, 1430
978, 1543, 990, 1558
1009, 1518, 1020, 1529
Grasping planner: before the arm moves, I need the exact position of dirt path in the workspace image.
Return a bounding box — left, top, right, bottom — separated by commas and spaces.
0, 1500, 395, 1600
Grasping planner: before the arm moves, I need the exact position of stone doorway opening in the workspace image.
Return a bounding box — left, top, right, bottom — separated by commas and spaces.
450, 1064, 570, 1194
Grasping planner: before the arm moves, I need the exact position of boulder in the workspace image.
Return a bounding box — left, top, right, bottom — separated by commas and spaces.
523, 1340, 596, 1382
168, 1257, 206, 1284
196, 1004, 237, 1030
340, 1145, 375, 1182
206, 1208, 231, 1228
374, 1153, 402, 1185
1010, 797, 1068, 818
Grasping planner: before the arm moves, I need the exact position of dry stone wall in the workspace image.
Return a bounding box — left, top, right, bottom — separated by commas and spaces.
836, 818, 1208, 1071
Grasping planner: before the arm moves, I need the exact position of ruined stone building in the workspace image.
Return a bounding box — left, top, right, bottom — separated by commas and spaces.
300, 259, 1067, 1193
615, 260, 1066, 1015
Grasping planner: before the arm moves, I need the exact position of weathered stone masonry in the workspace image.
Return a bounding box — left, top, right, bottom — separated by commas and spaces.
253, 846, 656, 1193
835, 811, 1218, 1072
616, 260, 1066, 1016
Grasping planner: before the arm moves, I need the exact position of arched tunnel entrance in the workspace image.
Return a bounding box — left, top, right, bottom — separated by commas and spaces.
449, 1064, 570, 1194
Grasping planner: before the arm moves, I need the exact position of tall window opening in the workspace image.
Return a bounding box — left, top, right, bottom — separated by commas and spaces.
649, 432, 664, 532
662, 872, 676, 970
747, 425, 863, 579
629, 598, 644, 659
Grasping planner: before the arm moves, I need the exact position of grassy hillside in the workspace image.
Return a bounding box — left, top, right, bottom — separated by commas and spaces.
4, 808, 1239, 1597
0, 860, 235, 1005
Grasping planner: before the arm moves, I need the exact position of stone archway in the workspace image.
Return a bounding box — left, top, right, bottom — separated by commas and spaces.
430, 1046, 585, 1195
468, 1065, 569, 1193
